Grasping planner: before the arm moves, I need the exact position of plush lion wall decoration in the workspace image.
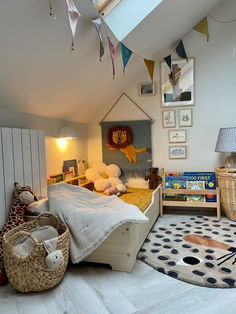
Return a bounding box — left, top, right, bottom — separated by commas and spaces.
106, 127, 149, 163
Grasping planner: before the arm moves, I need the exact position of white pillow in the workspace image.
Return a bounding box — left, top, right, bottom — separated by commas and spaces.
27, 198, 49, 214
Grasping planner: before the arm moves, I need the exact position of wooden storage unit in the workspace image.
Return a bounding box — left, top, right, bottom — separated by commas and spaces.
159, 185, 221, 220
48, 175, 94, 191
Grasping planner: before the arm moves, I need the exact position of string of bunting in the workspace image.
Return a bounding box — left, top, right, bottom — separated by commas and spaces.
48, 1, 236, 79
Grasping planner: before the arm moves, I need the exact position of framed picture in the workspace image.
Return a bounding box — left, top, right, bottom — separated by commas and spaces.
138, 82, 156, 96
168, 129, 187, 143
169, 146, 187, 159
162, 110, 176, 128
160, 58, 194, 107
179, 108, 193, 127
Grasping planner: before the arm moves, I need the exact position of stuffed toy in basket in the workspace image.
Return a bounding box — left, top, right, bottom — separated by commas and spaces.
3, 212, 69, 293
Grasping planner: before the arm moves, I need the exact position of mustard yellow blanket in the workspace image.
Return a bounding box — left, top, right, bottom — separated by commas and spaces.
119, 188, 154, 213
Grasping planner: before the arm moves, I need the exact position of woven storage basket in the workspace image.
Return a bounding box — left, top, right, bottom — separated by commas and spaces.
3, 212, 69, 293
216, 168, 236, 221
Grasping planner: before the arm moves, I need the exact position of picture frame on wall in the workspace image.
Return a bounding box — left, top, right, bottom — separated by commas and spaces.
179, 108, 193, 127
168, 129, 187, 143
138, 82, 156, 96
169, 145, 187, 159
160, 58, 194, 107
162, 110, 176, 128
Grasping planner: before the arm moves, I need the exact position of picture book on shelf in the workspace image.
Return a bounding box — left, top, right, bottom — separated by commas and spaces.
49, 173, 63, 183
183, 172, 216, 202
164, 176, 188, 201
186, 181, 205, 202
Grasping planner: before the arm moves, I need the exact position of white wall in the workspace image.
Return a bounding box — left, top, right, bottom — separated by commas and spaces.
0, 108, 87, 177
88, 1, 235, 171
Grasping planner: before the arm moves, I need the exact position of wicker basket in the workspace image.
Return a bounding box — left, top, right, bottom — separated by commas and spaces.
3, 212, 69, 293
216, 168, 236, 221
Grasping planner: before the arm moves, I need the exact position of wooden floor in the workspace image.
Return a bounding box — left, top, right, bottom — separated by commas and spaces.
1, 211, 236, 314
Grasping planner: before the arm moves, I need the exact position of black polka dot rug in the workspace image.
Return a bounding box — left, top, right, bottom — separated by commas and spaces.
138, 216, 236, 288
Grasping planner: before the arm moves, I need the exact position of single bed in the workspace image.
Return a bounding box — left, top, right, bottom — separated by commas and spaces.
84, 187, 160, 272
0, 127, 160, 273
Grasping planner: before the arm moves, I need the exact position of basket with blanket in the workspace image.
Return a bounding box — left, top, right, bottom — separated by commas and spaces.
3, 212, 69, 293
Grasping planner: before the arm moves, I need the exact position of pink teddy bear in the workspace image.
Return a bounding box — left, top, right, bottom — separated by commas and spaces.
104, 183, 127, 196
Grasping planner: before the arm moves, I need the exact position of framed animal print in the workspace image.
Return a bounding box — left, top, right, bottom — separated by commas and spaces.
160, 58, 194, 107
168, 129, 187, 143
169, 145, 187, 159
179, 108, 193, 127
162, 110, 176, 128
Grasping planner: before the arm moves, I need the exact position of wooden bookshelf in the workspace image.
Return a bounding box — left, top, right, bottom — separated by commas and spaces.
62, 175, 94, 191
62, 175, 85, 184
160, 185, 221, 220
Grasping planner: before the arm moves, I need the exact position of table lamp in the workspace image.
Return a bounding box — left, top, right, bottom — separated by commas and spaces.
215, 127, 236, 168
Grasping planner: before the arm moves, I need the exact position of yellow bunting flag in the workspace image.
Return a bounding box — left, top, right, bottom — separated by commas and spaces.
194, 17, 209, 41
144, 59, 155, 82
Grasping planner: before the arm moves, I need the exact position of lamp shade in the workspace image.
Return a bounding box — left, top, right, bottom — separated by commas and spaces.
215, 127, 236, 152
58, 125, 78, 139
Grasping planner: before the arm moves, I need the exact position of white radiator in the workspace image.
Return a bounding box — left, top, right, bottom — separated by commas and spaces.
0, 128, 47, 229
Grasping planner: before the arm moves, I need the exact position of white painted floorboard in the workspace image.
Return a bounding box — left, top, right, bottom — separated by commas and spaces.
1, 213, 236, 314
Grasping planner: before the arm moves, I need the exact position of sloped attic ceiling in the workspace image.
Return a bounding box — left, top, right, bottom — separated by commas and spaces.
0, 0, 222, 123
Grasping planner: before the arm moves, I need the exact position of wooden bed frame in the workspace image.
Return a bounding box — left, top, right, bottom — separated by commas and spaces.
1, 127, 160, 273
85, 186, 160, 272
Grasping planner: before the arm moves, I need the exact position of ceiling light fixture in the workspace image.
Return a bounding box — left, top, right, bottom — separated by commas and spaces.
58, 125, 78, 140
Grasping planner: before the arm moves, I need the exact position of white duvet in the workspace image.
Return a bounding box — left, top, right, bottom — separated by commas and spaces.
48, 183, 148, 263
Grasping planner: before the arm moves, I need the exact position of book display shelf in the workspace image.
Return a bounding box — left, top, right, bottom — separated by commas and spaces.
160, 169, 221, 220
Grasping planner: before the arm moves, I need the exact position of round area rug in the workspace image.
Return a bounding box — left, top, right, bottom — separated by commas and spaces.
138, 216, 236, 288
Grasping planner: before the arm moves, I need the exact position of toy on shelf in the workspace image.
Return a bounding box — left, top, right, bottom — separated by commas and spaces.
77, 159, 86, 185
85, 162, 126, 194
49, 173, 64, 183
145, 167, 162, 190
0, 183, 38, 285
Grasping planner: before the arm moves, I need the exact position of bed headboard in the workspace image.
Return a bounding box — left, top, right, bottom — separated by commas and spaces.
0, 128, 47, 229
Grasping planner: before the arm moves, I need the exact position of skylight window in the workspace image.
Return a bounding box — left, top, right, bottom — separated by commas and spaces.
101, 0, 164, 41
91, 0, 122, 16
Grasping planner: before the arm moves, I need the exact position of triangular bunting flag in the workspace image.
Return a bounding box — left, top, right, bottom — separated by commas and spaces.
164, 55, 172, 70
194, 17, 209, 41
91, 18, 105, 61
65, 0, 80, 51
144, 59, 155, 81
121, 43, 133, 72
176, 40, 188, 61
49, 0, 54, 16
108, 37, 116, 79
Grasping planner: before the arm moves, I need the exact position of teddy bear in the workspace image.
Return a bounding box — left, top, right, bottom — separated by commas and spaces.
104, 183, 127, 196
145, 167, 162, 190
0, 183, 38, 285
